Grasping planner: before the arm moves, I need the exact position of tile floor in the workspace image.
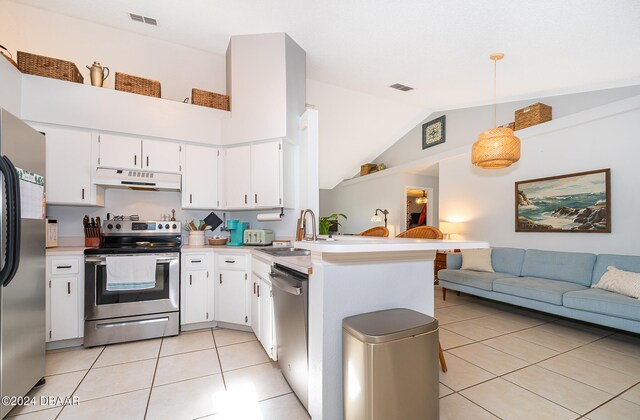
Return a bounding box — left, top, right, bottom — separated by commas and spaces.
7, 328, 309, 420
7, 287, 640, 419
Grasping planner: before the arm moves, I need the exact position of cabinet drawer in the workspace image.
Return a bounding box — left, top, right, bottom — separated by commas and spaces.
183, 254, 209, 269
217, 254, 247, 270
50, 258, 80, 275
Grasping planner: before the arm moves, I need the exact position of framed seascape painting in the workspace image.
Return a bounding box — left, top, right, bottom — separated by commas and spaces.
515, 169, 611, 233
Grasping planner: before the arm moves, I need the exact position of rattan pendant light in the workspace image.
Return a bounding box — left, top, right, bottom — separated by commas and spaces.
472, 53, 520, 169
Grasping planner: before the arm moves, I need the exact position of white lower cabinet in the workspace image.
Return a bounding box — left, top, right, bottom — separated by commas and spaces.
251, 256, 276, 360
216, 270, 249, 325
180, 253, 214, 326
258, 277, 275, 359
46, 255, 84, 342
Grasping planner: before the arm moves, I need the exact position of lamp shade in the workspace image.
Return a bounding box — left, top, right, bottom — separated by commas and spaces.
439, 221, 460, 235
472, 127, 521, 169
371, 214, 382, 222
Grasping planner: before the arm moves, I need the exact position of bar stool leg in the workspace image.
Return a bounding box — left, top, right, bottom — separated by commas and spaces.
438, 341, 447, 372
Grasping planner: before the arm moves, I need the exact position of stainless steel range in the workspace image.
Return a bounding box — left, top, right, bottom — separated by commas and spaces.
84, 220, 181, 347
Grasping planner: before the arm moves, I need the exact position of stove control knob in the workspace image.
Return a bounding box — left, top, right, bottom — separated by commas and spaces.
172, 224, 177, 229
115, 224, 121, 230
158, 224, 163, 229
107, 224, 113, 230
165, 224, 170, 229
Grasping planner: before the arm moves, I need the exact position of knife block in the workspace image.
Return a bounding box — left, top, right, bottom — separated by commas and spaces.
85, 237, 100, 247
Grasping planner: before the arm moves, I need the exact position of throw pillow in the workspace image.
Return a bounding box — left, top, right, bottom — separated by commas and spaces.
461, 248, 494, 272
592, 266, 640, 299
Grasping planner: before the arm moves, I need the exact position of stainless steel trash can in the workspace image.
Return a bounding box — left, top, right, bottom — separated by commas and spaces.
343, 308, 439, 420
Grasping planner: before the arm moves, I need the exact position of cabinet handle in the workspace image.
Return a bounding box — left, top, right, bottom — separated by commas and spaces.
190, 194, 193, 204
219, 273, 222, 284
225, 260, 235, 264
191, 259, 201, 263
134, 155, 137, 166
255, 194, 258, 204
67, 282, 71, 294
206, 312, 209, 319
244, 194, 247, 204
253, 282, 256, 294
56, 265, 72, 269
257, 284, 260, 298
189, 274, 192, 285
146, 156, 149, 167
82, 188, 85, 200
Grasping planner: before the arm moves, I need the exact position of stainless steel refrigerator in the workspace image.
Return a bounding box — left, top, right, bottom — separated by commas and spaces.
0, 109, 46, 419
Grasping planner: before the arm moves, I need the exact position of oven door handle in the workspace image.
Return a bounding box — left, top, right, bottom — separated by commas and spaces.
85, 257, 177, 265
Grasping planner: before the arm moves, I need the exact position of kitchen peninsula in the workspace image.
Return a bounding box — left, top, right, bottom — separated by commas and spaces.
295, 237, 489, 420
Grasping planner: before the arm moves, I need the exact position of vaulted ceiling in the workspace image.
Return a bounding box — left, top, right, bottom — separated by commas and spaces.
12, 0, 640, 187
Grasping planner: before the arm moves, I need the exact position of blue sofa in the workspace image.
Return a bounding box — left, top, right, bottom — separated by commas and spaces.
438, 248, 640, 334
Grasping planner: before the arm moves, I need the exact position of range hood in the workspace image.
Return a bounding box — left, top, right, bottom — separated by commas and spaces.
93, 168, 181, 191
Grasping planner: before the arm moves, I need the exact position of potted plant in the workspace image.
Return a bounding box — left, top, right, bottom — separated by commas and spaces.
319, 213, 347, 234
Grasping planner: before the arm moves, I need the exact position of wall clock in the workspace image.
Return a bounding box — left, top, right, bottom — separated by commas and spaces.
422, 115, 446, 149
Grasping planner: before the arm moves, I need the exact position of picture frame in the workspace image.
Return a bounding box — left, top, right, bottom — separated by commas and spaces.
515, 169, 611, 233
422, 115, 446, 149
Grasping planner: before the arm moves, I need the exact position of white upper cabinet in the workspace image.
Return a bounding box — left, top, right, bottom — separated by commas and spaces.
98, 134, 181, 173
251, 141, 282, 207
182, 145, 219, 209
31, 123, 104, 206
223, 33, 306, 145
143, 139, 181, 173
224, 145, 251, 208
98, 134, 141, 170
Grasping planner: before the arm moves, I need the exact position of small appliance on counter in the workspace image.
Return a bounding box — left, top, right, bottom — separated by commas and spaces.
227, 220, 249, 246
46, 218, 58, 248
244, 229, 275, 245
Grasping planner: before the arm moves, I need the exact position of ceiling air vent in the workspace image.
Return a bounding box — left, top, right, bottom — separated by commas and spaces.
129, 13, 158, 26
389, 83, 414, 92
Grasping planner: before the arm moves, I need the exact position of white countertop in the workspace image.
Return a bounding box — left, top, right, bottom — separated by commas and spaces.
181, 244, 254, 252
46, 246, 89, 256
294, 237, 489, 253
252, 250, 312, 274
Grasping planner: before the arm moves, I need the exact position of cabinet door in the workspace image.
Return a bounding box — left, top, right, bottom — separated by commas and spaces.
41, 126, 93, 205
258, 278, 274, 359
143, 139, 181, 173
98, 134, 141, 170
216, 270, 247, 324
183, 270, 210, 324
251, 141, 281, 207
49, 276, 79, 341
224, 145, 251, 208
182, 145, 218, 209
250, 273, 260, 336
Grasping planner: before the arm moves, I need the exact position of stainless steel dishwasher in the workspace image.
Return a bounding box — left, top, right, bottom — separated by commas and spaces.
270, 263, 309, 410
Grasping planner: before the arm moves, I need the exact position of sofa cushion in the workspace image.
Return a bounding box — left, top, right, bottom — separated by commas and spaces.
461, 248, 494, 272
438, 269, 516, 291
593, 266, 640, 299
564, 288, 640, 322
521, 249, 596, 287
492, 247, 526, 276
493, 277, 588, 305
592, 254, 640, 285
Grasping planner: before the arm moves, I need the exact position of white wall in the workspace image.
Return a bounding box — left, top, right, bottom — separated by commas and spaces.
319, 173, 439, 237
439, 96, 640, 255
0, 55, 22, 115
0, 1, 227, 101
306, 79, 425, 189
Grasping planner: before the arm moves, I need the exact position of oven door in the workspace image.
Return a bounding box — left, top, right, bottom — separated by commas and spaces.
85, 253, 179, 320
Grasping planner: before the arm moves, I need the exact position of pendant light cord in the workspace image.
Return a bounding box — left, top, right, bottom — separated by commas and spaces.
493, 58, 497, 128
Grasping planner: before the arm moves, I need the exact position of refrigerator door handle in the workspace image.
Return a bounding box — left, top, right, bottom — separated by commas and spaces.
0, 155, 17, 287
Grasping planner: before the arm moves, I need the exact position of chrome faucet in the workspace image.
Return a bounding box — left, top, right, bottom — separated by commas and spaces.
301, 209, 317, 241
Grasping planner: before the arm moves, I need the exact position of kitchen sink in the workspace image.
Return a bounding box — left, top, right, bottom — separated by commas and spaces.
259, 247, 311, 257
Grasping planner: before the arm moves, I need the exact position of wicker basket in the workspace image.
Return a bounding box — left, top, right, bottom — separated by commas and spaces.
115, 72, 161, 98
192, 88, 230, 111
498, 122, 516, 131
515, 102, 552, 131
360, 163, 377, 176
17, 51, 83, 83
208, 237, 229, 246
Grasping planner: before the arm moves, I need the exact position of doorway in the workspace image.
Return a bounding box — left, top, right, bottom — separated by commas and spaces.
404, 186, 433, 231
